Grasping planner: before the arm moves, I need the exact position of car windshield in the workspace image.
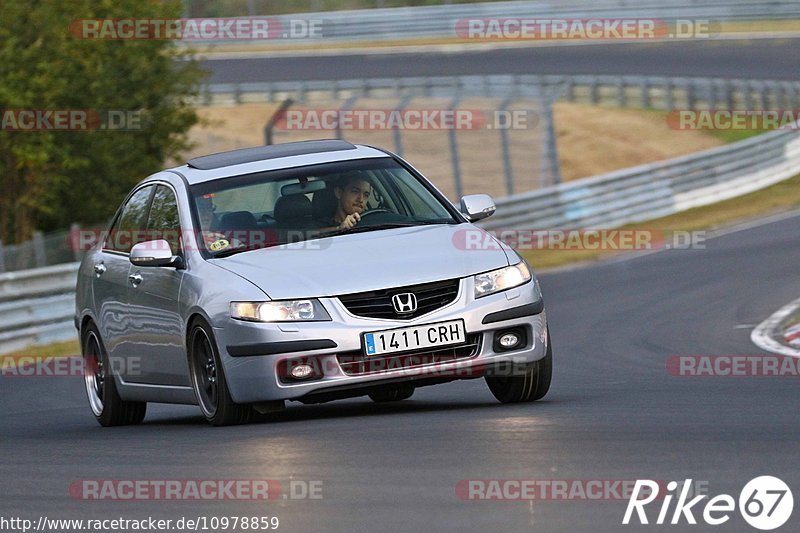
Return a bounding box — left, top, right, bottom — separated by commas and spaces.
189, 158, 460, 257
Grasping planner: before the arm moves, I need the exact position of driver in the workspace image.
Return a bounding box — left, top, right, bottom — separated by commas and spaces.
330, 172, 372, 231
195, 194, 242, 252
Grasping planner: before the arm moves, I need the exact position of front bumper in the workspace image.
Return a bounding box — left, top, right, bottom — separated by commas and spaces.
214, 278, 548, 404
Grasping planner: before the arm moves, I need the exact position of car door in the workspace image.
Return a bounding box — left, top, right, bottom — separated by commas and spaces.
125, 183, 189, 386
94, 185, 154, 382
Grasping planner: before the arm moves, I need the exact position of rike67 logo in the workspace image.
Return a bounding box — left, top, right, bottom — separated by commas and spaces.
623, 476, 793, 530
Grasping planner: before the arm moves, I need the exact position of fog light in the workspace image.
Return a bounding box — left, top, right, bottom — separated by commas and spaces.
499, 333, 520, 348
290, 364, 314, 379
493, 327, 527, 352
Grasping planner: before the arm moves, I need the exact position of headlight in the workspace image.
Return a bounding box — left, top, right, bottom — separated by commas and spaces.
230, 300, 331, 322
474, 262, 532, 298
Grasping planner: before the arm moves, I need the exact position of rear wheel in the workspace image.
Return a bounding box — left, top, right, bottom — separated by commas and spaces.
368, 383, 415, 403
188, 319, 259, 426
82, 323, 147, 427
485, 328, 552, 403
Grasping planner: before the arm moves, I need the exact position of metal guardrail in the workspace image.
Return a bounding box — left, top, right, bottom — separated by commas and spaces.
0, 263, 79, 354
2, 127, 800, 354
480, 128, 800, 231
202, 75, 800, 110
202, 74, 800, 203
193, 0, 800, 45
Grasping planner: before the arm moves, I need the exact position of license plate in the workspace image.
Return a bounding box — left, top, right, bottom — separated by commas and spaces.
363, 319, 466, 357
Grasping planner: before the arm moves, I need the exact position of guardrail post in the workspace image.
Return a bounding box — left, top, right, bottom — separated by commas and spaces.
392, 95, 413, 157
589, 78, 599, 105
498, 95, 515, 196
616, 79, 625, 107
335, 95, 359, 141
778, 82, 790, 109
0, 240, 5, 273
33, 231, 46, 268
70, 223, 82, 262
234, 83, 242, 105
665, 80, 674, 111
564, 78, 574, 102
724, 80, 733, 110
448, 95, 464, 200
541, 100, 562, 186
264, 98, 295, 145
640, 78, 650, 108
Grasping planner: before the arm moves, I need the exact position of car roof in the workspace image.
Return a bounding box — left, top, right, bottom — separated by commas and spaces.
164, 140, 392, 185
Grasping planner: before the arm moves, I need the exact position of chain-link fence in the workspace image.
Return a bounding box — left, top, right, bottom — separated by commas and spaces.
0, 225, 84, 273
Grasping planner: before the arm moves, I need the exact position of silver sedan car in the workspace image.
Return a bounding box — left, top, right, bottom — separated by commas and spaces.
76, 140, 552, 426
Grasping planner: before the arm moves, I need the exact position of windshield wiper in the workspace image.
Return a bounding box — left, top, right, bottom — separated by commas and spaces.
210, 246, 251, 259
210, 242, 284, 258
342, 220, 453, 235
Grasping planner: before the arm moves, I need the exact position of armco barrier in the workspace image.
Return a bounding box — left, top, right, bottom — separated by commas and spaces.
481, 128, 800, 230
201, 75, 800, 110
0, 263, 79, 355
1, 129, 799, 354
189, 0, 800, 45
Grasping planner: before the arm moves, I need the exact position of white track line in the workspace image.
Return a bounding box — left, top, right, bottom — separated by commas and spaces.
751, 296, 800, 358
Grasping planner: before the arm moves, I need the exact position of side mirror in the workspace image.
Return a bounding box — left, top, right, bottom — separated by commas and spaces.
130, 240, 184, 268
460, 194, 496, 221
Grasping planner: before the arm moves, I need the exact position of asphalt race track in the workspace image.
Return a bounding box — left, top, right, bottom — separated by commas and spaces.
203, 39, 800, 83
2, 212, 798, 532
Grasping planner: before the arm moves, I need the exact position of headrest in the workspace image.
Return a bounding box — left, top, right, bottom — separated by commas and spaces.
274, 194, 312, 224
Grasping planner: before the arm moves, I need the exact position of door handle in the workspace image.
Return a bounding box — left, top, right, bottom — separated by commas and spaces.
93, 263, 106, 276
128, 272, 143, 287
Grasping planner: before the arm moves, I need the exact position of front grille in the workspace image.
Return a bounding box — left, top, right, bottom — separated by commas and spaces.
337, 279, 460, 320
337, 334, 482, 376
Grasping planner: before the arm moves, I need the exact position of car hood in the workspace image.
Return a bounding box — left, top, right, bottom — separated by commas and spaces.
210, 224, 512, 299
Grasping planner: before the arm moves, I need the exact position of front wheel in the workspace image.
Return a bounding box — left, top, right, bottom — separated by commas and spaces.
82, 323, 147, 427
485, 328, 552, 403
188, 319, 260, 426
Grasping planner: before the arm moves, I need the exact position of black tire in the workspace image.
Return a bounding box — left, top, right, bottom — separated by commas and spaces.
485, 328, 552, 403
82, 323, 147, 427
188, 319, 259, 426
368, 383, 415, 403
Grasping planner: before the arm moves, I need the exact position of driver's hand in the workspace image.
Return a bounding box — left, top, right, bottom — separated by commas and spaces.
338, 212, 361, 230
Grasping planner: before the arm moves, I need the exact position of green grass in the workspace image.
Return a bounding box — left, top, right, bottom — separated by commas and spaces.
705, 129, 767, 144
1, 339, 80, 368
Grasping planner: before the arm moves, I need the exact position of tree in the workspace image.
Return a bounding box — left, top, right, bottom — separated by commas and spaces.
0, 0, 204, 243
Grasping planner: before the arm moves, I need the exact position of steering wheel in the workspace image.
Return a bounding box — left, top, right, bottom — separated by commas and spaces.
357, 209, 412, 226
359, 208, 393, 219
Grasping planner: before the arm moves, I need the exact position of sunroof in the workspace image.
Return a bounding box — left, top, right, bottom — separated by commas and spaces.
186, 140, 357, 170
